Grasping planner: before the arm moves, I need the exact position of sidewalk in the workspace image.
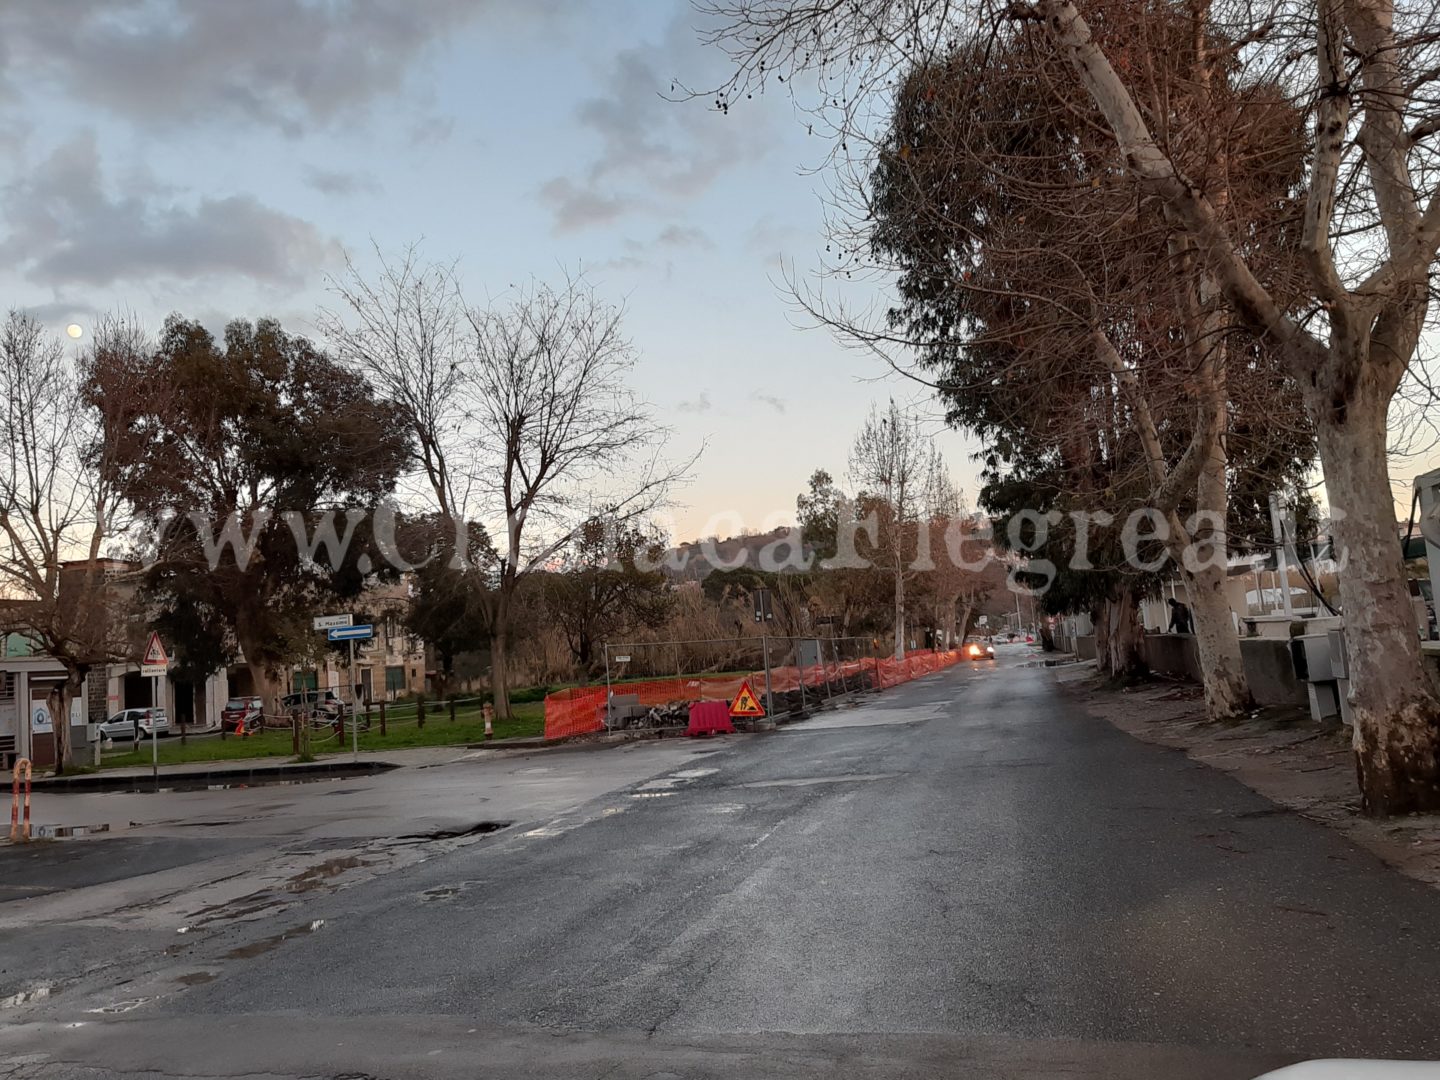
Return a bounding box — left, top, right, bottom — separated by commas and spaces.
1060, 665, 1440, 891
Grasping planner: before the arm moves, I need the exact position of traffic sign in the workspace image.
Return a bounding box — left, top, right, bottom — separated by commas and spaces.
327, 624, 373, 642
729, 679, 765, 718
313, 614, 353, 630
140, 631, 169, 677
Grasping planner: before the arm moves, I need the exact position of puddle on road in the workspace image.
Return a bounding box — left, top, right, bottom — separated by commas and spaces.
285, 855, 369, 893
174, 972, 217, 986
223, 918, 326, 960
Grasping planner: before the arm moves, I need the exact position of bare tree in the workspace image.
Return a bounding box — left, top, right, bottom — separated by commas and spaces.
697, 0, 1440, 814
850, 400, 931, 658
321, 244, 476, 543
468, 274, 693, 718
0, 313, 132, 772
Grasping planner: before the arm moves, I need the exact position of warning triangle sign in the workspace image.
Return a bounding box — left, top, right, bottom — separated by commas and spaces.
141, 631, 169, 667
729, 679, 765, 718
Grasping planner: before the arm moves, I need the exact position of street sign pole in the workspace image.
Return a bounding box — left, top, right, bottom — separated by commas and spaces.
349, 638, 358, 762
151, 674, 159, 788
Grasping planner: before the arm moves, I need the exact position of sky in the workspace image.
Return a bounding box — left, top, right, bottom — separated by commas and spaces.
0, 0, 985, 544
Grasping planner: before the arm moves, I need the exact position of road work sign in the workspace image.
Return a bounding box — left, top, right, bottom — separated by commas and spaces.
729, 679, 765, 718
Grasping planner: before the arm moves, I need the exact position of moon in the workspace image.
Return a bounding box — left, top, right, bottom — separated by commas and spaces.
65, 324, 84, 339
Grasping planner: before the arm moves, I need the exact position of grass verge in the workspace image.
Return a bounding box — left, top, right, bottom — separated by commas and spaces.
97, 701, 545, 770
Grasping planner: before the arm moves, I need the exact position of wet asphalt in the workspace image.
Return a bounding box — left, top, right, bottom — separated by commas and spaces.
5, 649, 1440, 1077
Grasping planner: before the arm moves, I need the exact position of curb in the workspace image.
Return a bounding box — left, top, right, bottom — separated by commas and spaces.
30, 759, 400, 793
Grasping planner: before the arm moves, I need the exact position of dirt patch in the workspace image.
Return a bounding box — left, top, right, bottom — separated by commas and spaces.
1062, 670, 1440, 889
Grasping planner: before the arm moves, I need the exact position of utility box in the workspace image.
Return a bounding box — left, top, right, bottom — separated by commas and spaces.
1291, 633, 1341, 725
1327, 628, 1354, 727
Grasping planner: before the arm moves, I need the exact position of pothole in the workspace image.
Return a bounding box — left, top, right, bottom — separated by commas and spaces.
394, 821, 511, 842
86, 997, 151, 1014
0, 984, 53, 1010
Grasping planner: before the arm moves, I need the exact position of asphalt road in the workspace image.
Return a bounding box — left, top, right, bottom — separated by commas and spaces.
5, 647, 1440, 1079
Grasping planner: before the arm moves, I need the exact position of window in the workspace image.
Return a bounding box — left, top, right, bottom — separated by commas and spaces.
385, 665, 405, 693
292, 671, 318, 691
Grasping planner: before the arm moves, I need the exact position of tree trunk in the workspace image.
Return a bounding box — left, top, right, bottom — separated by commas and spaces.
1316, 388, 1440, 815
47, 669, 84, 774
892, 552, 906, 660
249, 662, 281, 728
1094, 602, 1113, 676
1182, 560, 1250, 719
1172, 421, 1252, 719
490, 625, 513, 721
1109, 591, 1144, 676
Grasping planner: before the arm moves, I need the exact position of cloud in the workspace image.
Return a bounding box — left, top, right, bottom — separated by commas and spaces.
0, 1, 532, 135
304, 167, 382, 198
538, 9, 771, 231
677, 391, 713, 414
539, 178, 636, 233
745, 215, 816, 260
657, 224, 713, 250
1, 133, 337, 289
749, 392, 786, 414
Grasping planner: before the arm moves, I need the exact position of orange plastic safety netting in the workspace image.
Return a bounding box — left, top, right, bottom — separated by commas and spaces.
543, 648, 965, 740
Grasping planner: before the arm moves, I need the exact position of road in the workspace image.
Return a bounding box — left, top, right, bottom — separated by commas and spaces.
4, 646, 1440, 1079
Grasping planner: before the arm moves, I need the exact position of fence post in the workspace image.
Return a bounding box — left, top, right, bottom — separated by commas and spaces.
379, 700, 387, 737
364, 700, 371, 735
795, 637, 806, 714
417, 696, 426, 729
449, 696, 456, 724
762, 636, 774, 717
603, 645, 613, 731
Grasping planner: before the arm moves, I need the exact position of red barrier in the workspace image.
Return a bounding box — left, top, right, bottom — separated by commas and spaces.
544, 648, 964, 740
687, 700, 735, 737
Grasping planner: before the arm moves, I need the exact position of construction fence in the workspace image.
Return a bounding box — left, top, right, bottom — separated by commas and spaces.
543, 636, 966, 740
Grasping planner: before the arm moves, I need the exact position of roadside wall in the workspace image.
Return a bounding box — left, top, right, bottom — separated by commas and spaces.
1240, 638, 1307, 707
1140, 633, 1306, 707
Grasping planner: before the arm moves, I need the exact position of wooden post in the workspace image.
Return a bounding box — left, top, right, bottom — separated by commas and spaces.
416, 696, 426, 729
379, 700, 387, 737
449, 697, 456, 724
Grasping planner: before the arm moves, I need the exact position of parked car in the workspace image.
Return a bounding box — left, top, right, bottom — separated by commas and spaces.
220, 695, 264, 734
281, 689, 346, 724
98, 707, 170, 741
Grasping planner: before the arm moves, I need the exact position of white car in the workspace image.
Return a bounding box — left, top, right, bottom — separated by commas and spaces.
1256, 1064, 1440, 1078
97, 707, 170, 741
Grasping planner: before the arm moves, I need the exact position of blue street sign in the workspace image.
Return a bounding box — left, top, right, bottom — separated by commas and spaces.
327, 624, 374, 642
